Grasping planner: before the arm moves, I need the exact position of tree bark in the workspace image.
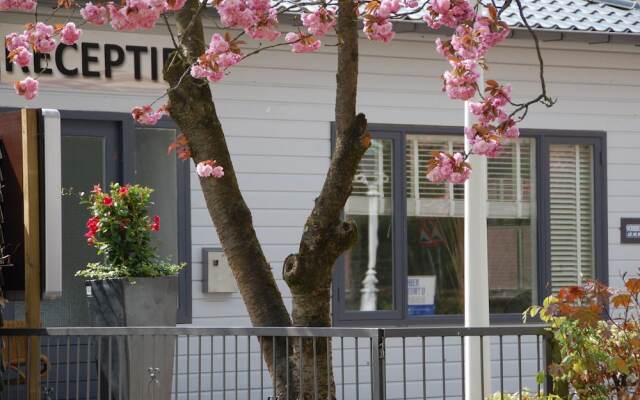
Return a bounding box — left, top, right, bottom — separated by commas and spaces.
283, 0, 369, 397
163, 1, 294, 396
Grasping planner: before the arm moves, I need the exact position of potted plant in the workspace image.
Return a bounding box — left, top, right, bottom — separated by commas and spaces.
76, 183, 184, 400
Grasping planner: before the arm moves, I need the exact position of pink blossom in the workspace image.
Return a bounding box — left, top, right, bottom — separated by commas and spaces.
107, 0, 164, 31
214, 0, 280, 40
498, 115, 520, 138
404, 0, 419, 8
470, 136, 501, 157
474, 16, 510, 48
0, 0, 37, 11
285, 32, 321, 53
442, 61, 479, 100
216, 0, 256, 28
196, 162, 214, 177
80, 2, 109, 25
10, 46, 32, 67
191, 33, 243, 82
190, 64, 225, 81
364, 20, 395, 43
60, 22, 82, 45
245, 9, 280, 41
196, 160, 224, 178
217, 52, 242, 68
14, 77, 39, 100
377, 0, 401, 18
301, 8, 336, 37
424, 0, 475, 30
448, 152, 471, 183
29, 22, 56, 53
5, 32, 29, 51
209, 33, 230, 53
212, 165, 224, 178
426, 152, 453, 183
131, 104, 168, 125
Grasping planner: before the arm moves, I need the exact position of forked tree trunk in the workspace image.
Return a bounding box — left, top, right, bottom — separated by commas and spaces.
164, 1, 294, 397
283, 0, 369, 397
165, 0, 367, 398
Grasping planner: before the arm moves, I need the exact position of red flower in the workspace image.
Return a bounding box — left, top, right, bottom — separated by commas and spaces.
118, 186, 129, 196
85, 216, 100, 246
151, 215, 160, 232
103, 196, 113, 206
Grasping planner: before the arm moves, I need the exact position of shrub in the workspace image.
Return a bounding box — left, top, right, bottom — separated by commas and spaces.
526, 278, 640, 399
486, 392, 561, 400
75, 183, 184, 279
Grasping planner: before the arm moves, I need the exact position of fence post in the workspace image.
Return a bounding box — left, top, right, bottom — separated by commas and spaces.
543, 333, 569, 398
370, 329, 385, 400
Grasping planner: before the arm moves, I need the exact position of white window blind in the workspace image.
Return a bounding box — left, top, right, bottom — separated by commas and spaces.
549, 144, 595, 293
404, 135, 535, 218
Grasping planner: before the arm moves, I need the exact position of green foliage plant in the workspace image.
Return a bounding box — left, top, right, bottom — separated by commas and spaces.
75, 183, 184, 279
526, 278, 640, 399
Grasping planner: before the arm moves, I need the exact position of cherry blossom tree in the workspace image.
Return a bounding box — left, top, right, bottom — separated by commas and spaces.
2, 0, 553, 396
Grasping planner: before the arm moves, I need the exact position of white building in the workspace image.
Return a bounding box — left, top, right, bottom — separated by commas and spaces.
0, 0, 639, 398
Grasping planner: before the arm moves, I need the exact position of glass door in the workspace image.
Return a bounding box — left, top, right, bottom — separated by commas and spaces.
47, 119, 120, 326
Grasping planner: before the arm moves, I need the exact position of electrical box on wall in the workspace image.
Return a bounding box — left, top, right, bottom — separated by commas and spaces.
202, 248, 238, 293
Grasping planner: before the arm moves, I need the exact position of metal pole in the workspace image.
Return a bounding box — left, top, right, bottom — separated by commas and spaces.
463, 61, 492, 399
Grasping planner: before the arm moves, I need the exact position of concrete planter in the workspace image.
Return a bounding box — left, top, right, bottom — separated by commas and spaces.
86, 276, 178, 400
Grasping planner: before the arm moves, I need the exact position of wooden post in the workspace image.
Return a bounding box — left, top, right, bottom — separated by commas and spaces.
22, 109, 40, 400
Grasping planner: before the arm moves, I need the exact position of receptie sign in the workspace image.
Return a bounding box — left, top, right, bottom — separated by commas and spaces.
621, 218, 640, 243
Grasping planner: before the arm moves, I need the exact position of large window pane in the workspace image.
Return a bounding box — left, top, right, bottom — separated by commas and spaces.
344, 139, 394, 311
405, 135, 536, 315
549, 144, 594, 292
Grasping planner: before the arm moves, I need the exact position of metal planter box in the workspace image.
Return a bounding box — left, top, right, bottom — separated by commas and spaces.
86, 276, 178, 400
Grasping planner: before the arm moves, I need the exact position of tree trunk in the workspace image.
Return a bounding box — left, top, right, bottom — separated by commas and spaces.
283, 0, 368, 397
163, 1, 294, 397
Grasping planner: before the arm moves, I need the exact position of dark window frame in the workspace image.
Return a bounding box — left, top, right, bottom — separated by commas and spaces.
0, 108, 192, 324
332, 123, 608, 326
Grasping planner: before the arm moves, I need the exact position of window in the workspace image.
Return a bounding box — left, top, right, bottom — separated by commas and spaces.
333, 126, 607, 325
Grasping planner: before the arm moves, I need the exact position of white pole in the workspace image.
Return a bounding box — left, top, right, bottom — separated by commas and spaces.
463, 84, 492, 397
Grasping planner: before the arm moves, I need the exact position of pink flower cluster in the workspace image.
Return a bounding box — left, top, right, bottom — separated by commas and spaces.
80, 0, 186, 31
196, 160, 224, 178
213, 0, 280, 41
426, 152, 471, 184
423, 0, 474, 30
131, 104, 168, 125
0, 0, 36, 11
283, 7, 336, 53
80, 2, 109, 25
363, 0, 402, 43
425, 5, 517, 183
190, 33, 242, 82
14, 77, 39, 100
465, 81, 520, 156
60, 22, 82, 45
107, 0, 166, 31
301, 8, 336, 37
433, 5, 510, 101
285, 32, 321, 53
5, 22, 81, 71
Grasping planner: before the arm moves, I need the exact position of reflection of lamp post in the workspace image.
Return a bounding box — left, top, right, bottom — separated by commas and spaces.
356, 142, 389, 311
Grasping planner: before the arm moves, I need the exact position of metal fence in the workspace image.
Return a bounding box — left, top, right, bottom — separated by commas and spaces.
0, 325, 550, 400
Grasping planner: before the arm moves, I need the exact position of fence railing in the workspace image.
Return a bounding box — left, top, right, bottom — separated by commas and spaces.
0, 325, 550, 400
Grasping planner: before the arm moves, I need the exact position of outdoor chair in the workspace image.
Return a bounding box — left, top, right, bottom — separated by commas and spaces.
1, 320, 49, 385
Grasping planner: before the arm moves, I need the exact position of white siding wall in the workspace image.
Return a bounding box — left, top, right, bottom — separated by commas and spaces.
1, 17, 639, 399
